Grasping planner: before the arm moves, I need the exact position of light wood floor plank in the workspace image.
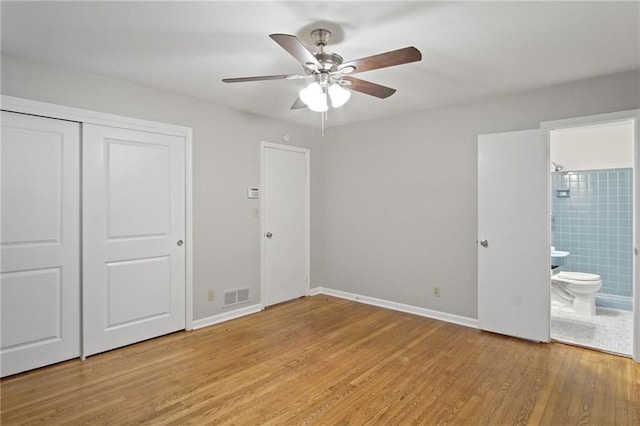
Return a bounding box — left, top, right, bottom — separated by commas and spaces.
1, 295, 638, 425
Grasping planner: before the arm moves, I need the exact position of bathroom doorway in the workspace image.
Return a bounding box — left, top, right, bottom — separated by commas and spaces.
549, 119, 635, 356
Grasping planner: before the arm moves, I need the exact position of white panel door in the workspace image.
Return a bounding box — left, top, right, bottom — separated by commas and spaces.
262, 143, 309, 306
83, 124, 185, 357
478, 129, 550, 342
1, 111, 80, 377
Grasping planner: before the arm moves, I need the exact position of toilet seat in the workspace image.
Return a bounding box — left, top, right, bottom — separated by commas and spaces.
554, 271, 600, 282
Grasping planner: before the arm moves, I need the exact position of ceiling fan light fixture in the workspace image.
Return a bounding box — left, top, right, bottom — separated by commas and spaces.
299, 82, 329, 112
308, 96, 328, 112
328, 83, 351, 108
299, 82, 322, 105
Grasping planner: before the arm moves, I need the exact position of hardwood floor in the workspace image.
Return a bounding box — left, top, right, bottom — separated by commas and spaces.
2, 295, 639, 425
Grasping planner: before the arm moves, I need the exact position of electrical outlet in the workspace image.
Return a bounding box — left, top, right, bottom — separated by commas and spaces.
433, 287, 441, 297
208, 290, 215, 301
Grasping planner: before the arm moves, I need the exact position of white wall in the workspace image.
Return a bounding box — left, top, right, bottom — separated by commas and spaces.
3, 54, 639, 324
320, 70, 640, 319
0, 54, 324, 321
551, 120, 634, 171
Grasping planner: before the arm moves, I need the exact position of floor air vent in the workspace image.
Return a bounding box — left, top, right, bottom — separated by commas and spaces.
223, 288, 250, 307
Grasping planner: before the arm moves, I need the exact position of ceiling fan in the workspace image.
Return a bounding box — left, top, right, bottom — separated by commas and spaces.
222, 29, 422, 113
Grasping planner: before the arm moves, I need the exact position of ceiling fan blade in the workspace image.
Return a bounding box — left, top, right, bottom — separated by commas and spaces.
269, 34, 321, 68
338, 46, 422, 74
340, 77, 396, 99
291, 97, 307, 110
222, 74, 309, 83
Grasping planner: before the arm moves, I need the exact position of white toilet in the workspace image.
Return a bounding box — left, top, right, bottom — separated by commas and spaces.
551, 271, 602, 316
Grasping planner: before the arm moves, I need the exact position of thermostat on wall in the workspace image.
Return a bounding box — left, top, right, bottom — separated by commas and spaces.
247, 187, 260, 199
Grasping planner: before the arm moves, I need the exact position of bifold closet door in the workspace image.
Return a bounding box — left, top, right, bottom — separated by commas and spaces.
1, 111, 80, 377
82, 124, 186, 357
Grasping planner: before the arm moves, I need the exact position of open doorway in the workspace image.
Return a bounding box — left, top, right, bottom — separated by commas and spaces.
549, 120, 634, 356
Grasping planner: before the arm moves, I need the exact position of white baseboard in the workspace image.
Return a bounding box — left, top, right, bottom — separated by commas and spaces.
191, 303, 264, 330
309, 287, 322, 296
191, 289, 478, 332
313, 287, 478, 329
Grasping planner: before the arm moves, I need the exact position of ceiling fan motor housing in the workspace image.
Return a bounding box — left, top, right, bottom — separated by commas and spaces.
313, 52, 344, 71
307, 29, 343, 72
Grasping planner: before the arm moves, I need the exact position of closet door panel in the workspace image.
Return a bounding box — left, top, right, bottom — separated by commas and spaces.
83, 124, 185, 357
0, 111, 80, 377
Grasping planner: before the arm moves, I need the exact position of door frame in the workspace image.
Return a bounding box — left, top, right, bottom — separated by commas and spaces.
542, 109, 640, 363
260, 142, 310, 306
1, 95, 195, 331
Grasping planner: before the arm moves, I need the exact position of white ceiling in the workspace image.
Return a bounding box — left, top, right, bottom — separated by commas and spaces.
2, 1, 639, 128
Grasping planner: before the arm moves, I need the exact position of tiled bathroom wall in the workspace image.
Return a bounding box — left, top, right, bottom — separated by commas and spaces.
551, 168, 633, 310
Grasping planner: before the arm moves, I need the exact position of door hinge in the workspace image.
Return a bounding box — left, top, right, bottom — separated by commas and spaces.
635, 247, 638, 256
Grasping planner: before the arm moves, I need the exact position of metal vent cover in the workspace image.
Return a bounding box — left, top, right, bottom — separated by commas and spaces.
223, 288, 250, 307
237, 288, 249, 303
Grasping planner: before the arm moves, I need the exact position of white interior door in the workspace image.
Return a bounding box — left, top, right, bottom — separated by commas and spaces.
1, 111, 80, 376
262, 143, 309, 307
83, 124, 185, 357
478, 129, 550, 342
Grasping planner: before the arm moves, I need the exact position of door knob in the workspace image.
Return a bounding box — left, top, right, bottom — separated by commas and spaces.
266, 232, 273, 239
177, 240, 184, 246
480, 239, 489, 247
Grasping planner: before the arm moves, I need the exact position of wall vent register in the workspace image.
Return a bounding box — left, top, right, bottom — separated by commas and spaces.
223, 288, 250, 307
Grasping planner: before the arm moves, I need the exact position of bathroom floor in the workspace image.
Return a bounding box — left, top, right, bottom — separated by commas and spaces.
551, 306, 633, 356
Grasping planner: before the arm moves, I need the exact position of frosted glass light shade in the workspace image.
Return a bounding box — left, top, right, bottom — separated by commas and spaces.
299, 82, 328, 112
328, 84, 351, 108
308, 96, 328, 112
300, 82, 322, 105
299, 82, 329, 112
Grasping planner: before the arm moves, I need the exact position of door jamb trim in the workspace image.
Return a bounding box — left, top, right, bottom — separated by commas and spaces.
542, 109, 640, 363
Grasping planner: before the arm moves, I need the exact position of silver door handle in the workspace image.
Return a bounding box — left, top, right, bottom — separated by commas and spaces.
177, 240, 184, 246
480, 239, 488, 247
266, 232, 273, 239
